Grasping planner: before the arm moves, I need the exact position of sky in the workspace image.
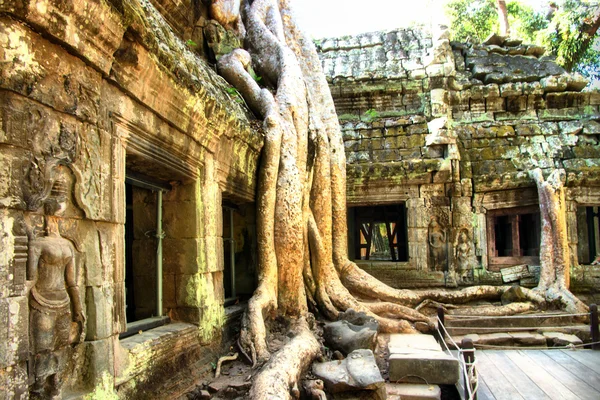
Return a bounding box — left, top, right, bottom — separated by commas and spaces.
292, 0, 548, 39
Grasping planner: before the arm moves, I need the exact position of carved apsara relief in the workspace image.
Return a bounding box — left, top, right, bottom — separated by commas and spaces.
25, 172, 85, 399
428, 216, 448, 271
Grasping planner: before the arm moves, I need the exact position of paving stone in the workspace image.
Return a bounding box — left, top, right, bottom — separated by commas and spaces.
386, 383, 441, 400
476, 333, 513, 346
388, 334, 459, 385
543, 332, 583, 347
508, 332, 547, 346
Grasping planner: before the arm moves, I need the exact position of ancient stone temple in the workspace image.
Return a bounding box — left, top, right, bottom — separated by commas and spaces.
0, 0, 599, 398
0, 0, 262, 397
316, 27, 600, 290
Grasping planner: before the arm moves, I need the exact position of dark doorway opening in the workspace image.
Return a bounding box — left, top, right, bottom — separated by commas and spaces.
349, 204, 408, 262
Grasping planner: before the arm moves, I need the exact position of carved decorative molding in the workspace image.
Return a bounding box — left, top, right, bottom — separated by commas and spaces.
112, 114, 201, 182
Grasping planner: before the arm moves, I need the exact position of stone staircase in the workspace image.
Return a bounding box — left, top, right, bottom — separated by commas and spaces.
442, 312, 591, 349
385, 333, 460, 400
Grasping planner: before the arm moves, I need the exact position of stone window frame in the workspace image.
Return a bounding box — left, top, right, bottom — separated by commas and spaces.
112, 115, 206, 335
486, 205, 541, 269
120, 175, 171, 338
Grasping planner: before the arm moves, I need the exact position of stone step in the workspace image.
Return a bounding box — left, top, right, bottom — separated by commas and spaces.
443, 312, 586, 334
385, 383, 441, 400
447, 330, 584, 349
387, 334, 460, 385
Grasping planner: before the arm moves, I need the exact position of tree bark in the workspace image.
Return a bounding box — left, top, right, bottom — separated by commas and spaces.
529, 168, 587, 313
496, 0, 510, 36
212, 2, 588, 397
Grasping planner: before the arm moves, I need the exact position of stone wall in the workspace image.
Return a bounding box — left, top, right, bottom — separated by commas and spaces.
0, 0, 261, 398
317, 27, 600, 290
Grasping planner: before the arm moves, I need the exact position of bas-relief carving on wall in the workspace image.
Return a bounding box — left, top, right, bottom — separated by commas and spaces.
454, 228, 479, 282
428, 216, 447, 271
25, 173, 85, 399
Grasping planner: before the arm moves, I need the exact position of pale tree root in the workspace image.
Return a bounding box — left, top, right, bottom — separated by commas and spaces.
213, 2, 590, 399
445, 302, 538, 316
530, 168, 589, 315
215, 352, 238, 378
250, 318, 320, 400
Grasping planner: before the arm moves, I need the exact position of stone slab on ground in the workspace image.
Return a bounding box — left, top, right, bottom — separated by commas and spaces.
388, 334, 459, 385
450, 331, 548, 348
543, 331, 584, 347
508, 331, 547, 346
313, 349, 385, 393
386, 383, 441, 400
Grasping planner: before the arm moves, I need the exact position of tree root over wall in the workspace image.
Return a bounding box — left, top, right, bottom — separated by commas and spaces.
214, 1, 588, 397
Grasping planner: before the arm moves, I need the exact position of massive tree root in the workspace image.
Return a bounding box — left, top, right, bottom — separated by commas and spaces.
529, 168, 588, 314
213, 1, 587, 397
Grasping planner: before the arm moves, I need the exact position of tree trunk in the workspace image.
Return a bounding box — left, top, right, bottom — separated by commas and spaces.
212, 2, 588, 397
496, 0, 509, 36
529, 168, 587, 313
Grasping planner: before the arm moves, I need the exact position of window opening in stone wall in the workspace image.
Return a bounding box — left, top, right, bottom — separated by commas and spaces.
577, 206, 600, 264
223, 202, 257, 306
348, 204, 408, 262
122, 174, 169, 338
487, 205, 540, 268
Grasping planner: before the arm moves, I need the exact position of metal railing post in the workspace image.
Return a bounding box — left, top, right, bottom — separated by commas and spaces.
462, 338, 476, 400
591, 304, 599, 350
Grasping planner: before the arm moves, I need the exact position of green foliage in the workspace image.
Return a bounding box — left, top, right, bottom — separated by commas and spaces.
506, 2, 548, 44
186, 39, 198, 48
226, 87, 244, 104
445, 0, 600, 82
248, 66, 263, 83
541, 0, 600, 78
445, 0, 498, 42
362, 108, 379, 122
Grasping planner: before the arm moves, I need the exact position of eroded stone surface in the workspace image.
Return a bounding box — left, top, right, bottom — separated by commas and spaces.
543, 331, 584, 347
312, 349, 385, 393
388, 334, 459, 385
324, 309, 379, 355
386, 383, 441, 400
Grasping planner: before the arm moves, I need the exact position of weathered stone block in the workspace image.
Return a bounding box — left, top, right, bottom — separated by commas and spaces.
583, 120, 600, 134
386, 383, 441, 400
0, 296, 28, 368
0, 361, 27, 400
522, 82, 543, 95
494, 110, 537, 121
313, 349, 384, 393
485, 97, 505, 112
506, 96, 527, 112
537, 107, 585, 121
168, 307, 201, 325
508, 332, 546, 346
499, 83, 522, 97
82, 338, 115, 387
0, 0, 124, 75
203, 236, 224, 273
546, 92, 587, 109
559, 121, 584, 135
0, 18, 103, 123
388, 334, 459, 384
543, 332, 583, 347
163, 238, 202, 275
540, 75, 568, 92
85, 285, 115, 341
163, 201, 201, 239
